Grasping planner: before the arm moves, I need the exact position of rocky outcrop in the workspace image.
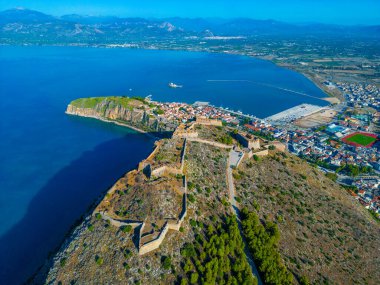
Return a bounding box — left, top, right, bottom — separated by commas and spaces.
66, 99, 176, 133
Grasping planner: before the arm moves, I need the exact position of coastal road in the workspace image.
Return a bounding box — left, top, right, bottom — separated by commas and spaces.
227, 150, 263, 285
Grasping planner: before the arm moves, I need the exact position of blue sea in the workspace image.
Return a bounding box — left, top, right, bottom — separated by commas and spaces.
0, 46, 327, 284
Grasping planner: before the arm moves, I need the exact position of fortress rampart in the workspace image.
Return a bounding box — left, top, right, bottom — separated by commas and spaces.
94, 135, 188, 256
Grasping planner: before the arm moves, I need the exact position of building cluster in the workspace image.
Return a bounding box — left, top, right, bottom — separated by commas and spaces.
353, 178, 380, 214
154, 101, 238, 124
336, 82, 380, 110
240, 112, 380, 215
286, 127, 379, 168
151, 97, 379, 216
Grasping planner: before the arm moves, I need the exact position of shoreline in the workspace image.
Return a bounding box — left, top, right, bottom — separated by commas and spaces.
66, 111, 160, 140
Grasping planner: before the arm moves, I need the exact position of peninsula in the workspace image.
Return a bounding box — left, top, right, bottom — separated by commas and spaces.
35, 96, 380, 285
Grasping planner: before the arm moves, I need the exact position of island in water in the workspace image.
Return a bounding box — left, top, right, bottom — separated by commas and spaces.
31, 96, 379, 285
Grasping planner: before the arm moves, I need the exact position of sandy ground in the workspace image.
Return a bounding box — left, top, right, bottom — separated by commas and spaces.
323, 97, 341, 104
295, 108, 337, 128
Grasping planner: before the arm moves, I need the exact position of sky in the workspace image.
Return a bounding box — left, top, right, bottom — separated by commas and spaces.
0, 0, 380, 25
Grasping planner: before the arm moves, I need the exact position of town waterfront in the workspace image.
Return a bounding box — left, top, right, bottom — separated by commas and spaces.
0, 45, 328, 284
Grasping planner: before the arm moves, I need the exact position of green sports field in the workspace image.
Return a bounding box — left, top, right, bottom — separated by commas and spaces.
344, 133, 377, 146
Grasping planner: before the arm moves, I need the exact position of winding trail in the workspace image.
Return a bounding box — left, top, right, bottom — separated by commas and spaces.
227, 150, 263, 285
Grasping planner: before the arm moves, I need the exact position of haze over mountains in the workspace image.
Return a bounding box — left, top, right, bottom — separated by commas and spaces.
1, 8, 379, 44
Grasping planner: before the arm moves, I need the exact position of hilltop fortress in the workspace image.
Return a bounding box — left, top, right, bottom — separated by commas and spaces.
89, 114, 284, 255
64, 94, 285, 256
64, 96, 285, 257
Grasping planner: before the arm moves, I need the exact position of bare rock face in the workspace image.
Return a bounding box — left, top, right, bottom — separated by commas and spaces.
65, 100, 176, 133
66, 103, 143, 123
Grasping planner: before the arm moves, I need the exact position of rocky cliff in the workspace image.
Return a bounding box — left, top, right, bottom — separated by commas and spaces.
66, 97, 177, 134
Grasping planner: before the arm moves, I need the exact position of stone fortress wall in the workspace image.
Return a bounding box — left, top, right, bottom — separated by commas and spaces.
92, 117, 285, 256
138, 175, 187, 255
93, 136, 189, 256
195, 116, 223, 126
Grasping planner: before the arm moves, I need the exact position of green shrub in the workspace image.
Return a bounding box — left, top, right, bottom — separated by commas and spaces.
154, 108, 165, 115
123, 249, 132, 258
190, 272, 199, 284
325, 172, 338, 182
95, 213, 102, 220
121, 225, 133, 233
181, 243, 196, 257
217, 134, 233, 145
187, 194, 195, 203
95, 255, 103, 265
299, 275, 311, 285
87, 224, 94, 232
161, 256, 172, 270
187, 182, 195, 190
189, 219, 197, 227
221, 197, 229, 206
60, 257, 67, 267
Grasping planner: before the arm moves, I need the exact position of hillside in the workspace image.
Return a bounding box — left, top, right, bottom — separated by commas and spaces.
41, 128, 257, 284
1, 8, 379, 45
37, 105, 379, 284
234, 152, 380, 284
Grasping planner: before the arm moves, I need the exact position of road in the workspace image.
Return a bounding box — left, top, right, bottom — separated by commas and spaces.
227, 150, 263, 285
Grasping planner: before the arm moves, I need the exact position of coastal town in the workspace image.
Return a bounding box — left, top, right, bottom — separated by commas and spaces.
149, 83, 380, 220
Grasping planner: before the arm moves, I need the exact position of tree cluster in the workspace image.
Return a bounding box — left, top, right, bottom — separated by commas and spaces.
240, 208, 293, 285
179, 216, 257, 285
336, 164, 372, 177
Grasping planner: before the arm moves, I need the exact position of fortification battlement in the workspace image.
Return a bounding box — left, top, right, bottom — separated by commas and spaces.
93, 135, 188, 256
195, 116, 223, 126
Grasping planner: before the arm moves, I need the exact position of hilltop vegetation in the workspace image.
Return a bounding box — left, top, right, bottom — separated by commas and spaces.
241, 209, 293, 285
70, 96, 147, 109
234, 152, 380, 284
179, 216, 256, 285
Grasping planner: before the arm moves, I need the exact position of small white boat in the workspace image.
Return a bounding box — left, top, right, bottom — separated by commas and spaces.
168, 82, 183, 88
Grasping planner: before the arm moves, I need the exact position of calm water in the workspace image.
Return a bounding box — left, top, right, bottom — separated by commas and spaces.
0, 46, 327, 284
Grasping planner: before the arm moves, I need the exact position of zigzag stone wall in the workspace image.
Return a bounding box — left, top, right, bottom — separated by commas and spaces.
151, 165, 182, 178
94, 136, 188, 256
139, 222, 169, 255
138, 164, 188, 255
95, 212, 142, 229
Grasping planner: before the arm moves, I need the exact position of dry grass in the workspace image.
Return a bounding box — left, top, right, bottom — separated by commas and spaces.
235, 152, 380, 285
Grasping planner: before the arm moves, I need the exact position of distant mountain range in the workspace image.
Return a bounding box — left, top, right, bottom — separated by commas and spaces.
1, 8, 379, 44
